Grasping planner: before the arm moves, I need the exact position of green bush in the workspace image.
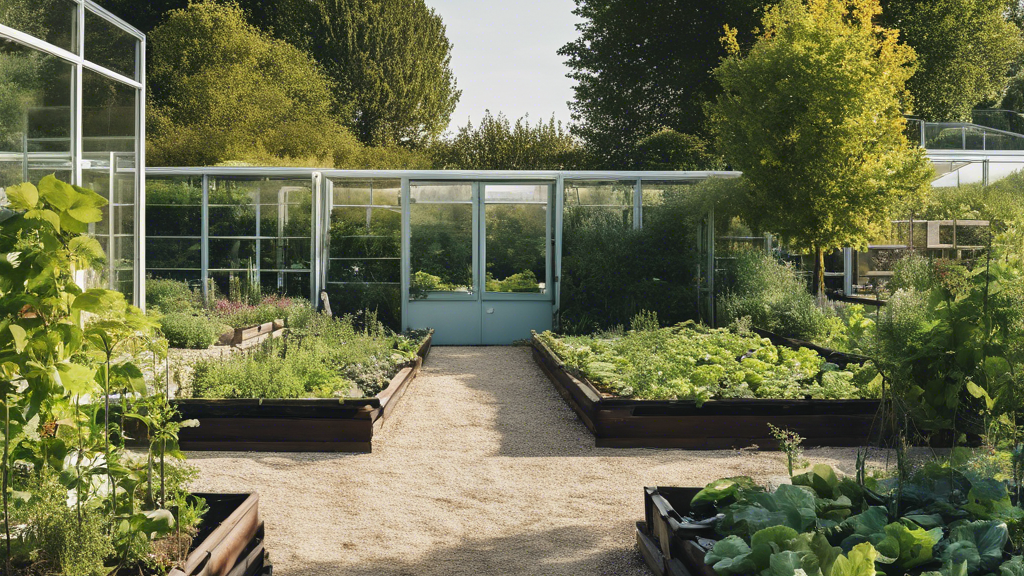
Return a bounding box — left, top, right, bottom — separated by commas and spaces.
886, 253, 933, 294
720, 250, 833, 342
146, 277, 202, 313
160, 313, 221, 349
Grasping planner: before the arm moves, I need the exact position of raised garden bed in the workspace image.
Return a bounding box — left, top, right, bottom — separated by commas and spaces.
532, 332, 881, 449
170, 492, 270, 576
637, 486, 727, 576
217, 319, 286, 349
173, 332, 432, 452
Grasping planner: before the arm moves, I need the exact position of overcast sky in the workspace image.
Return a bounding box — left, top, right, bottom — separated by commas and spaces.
425, 0, 583, 133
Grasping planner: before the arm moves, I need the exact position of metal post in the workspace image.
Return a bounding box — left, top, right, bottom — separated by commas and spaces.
201, 174, 210, 304
400, 177, 411, 331
553, 174, 564, 330
137, 35, 147, 310
843, 248, 853, 296
633, 178, 642, 230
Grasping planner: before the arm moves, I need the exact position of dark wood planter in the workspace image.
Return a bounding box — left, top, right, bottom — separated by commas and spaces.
169, 492, 269, 576
532, 332, 881, 449
637, 486, 718, 576
173, 333, 432, 452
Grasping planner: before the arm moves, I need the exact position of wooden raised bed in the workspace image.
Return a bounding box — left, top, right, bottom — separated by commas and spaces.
638, 486, 718, 576
173, 332, 432, 452
531, 332, 881, 449
170, 492, 269, 576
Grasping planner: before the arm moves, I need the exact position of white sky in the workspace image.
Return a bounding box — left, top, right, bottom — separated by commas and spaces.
425, 0, 583, 133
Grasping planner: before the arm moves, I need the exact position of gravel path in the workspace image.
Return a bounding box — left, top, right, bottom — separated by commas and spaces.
187, 346, 898, 576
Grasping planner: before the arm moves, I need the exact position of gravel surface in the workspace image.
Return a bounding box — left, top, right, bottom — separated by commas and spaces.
187, 346, 901, 576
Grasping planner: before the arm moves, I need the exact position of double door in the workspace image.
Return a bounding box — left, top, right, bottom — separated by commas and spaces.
404, 181, 555, 345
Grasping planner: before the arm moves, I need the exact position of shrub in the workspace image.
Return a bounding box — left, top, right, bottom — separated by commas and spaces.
146, 277, 202, 313
887, 253, 933, 294
160, 313, 221, 349
720, 250, 833, 341
211, 295, 311, 328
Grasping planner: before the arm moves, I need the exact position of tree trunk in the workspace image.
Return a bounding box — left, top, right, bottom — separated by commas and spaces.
814, 246, 826, 299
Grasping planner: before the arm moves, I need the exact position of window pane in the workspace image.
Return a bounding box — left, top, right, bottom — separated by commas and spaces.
485, 204, 546, 293
148, 205, 201, 237
641, 181, 694, 226
209, 205, 256, 237
411, 182, 472, 203
410, 203, 473, 292
0, 39, 74, 190
564, 180, 634, 228
147, 237, 201, 270
84, 9, 138, 79
485, 184, 547, 203
323, 283, 401, 331
328, 259, 400, 284
329, 207, 401, 258
209, 239, 256, 269
260, 238, 311, 270
0, 0, 78, 54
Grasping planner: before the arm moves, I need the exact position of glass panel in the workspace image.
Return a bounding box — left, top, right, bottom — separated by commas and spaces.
0, 39, 74, 190
209, 205, 256, 237
147, 237, 201, 270
328, 259, 401, 284
323, 283, 401, 331
147, 177, 202, 205
148, 206, 201, 236
485, 204, 546, 293
260, 238, 311, 270
208, 239, 256, 269
329, 207, 401, 258
0, 0, 78, 54
84, 9, 137, 79
410, 182, 472, 203
410, 202, 473, 293
209, 178, 259, 205
564, 180, 633, 227
485, 184, 547, 203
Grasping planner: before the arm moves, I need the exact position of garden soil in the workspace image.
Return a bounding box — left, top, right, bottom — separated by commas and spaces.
187, 346, 903, 576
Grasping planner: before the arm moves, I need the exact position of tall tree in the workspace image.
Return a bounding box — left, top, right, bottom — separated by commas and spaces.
558, 0, 764, 169
711, 0, 933, 295
880, 0, 1023, 121
147, 2, 361, 166
430, 112, 583, 170
260, 0, 460, 148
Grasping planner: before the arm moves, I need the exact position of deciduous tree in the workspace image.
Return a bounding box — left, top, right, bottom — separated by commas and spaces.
558, 0, 764, 169
880, 0, 1023, 122
710, 0, 933, 295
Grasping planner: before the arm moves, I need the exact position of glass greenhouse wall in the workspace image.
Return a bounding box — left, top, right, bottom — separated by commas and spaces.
0, 0, 145, 304
145, 169, 737, 344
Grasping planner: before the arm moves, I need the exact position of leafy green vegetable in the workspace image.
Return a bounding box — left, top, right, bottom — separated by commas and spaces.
1001, 556, 1024, 576
835, 506, 890, 550
940, 520, 1010, 575
793, 464, 842, 499
874, 520, 943, 569
691, 476, 761, 511
705, 535, 757, 575
719, 484, 818, 539
829, 542, 879, 576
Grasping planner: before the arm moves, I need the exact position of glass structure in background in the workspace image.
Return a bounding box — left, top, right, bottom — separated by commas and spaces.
327, 178, 402, 328
0, 1, 145, 305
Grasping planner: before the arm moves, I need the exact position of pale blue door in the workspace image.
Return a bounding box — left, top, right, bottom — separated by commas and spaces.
405, 181, 554, 345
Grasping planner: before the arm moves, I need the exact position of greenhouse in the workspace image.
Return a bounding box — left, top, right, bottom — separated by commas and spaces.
144, 168, 735, 344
